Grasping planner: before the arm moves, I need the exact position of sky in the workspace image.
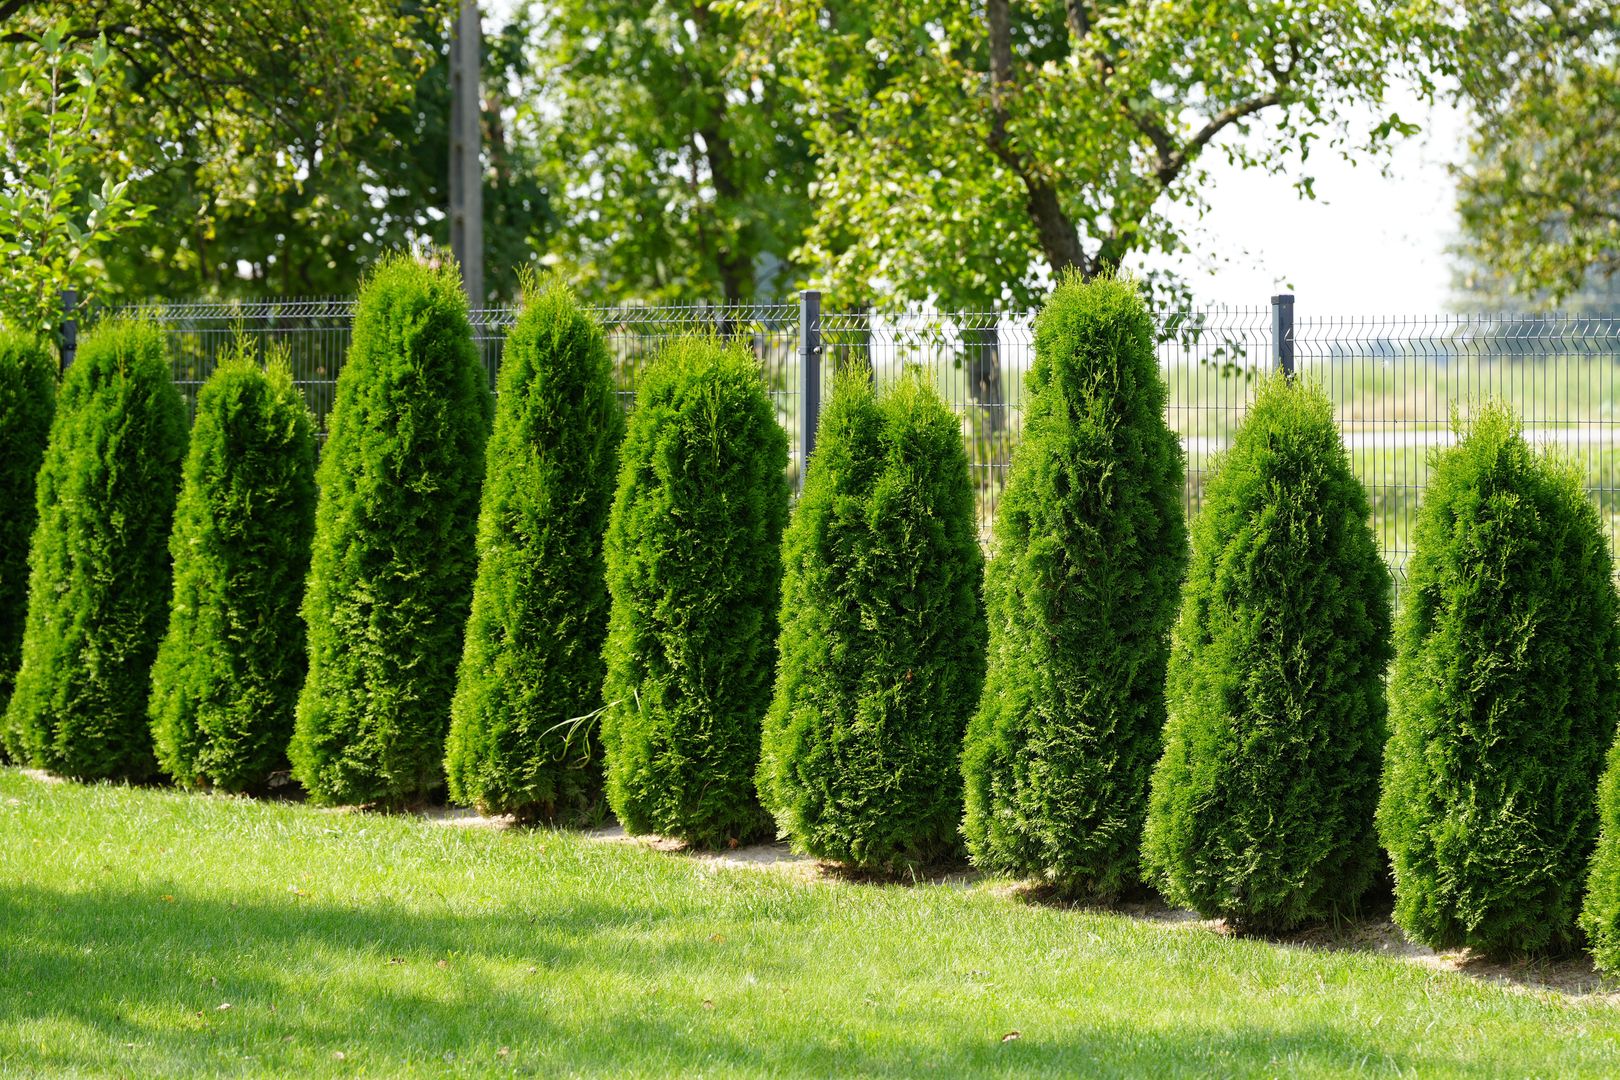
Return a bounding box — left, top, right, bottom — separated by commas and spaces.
482, 2, 1467, 315
1152, 92, 1467, 315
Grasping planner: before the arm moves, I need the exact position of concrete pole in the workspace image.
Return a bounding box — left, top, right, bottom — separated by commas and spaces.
449, 0, 484, 307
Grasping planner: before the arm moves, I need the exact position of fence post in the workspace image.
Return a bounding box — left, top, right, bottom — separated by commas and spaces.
798, 289, 822, 487
1271, 293, 1294, 379
59, 289, 78, 375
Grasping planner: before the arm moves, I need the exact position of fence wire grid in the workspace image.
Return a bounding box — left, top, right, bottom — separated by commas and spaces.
105, 296, 1620, 581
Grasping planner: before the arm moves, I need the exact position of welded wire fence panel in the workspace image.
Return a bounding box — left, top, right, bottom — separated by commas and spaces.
1297, 312, 1620, 579
585, 304, 803, 479
105, 298, 801, 467
111, 298, 359, 430
824, 306, 1274, 543
102, 296, 1620, 574
1156, 308, 1273, 539
820, 309, 1030, 533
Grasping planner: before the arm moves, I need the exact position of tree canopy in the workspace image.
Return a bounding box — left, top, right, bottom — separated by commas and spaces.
716, 1, 1619, 310
1454, 58, 1620, 306
0, 24, 145, 332
0, 1, 497, 302
516, 0, 813, 304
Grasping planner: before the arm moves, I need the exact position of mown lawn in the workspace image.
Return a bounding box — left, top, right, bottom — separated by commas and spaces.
2, 768, 1617, 1078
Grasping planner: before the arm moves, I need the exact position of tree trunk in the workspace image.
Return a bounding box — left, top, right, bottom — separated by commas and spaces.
966, 322, 1005, 436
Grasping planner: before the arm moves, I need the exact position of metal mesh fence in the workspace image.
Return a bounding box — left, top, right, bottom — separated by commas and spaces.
102, 297, 1620, 579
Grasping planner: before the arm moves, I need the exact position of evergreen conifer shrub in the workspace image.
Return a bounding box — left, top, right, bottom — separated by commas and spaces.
0, 330, 55, 750
601, 336, 789, 848
961, 275, 1186, 896
758, 370, 985, 870
1141, 376, 1392, 931
1585, 737, 1620, 974
290, 256, 491, 807
1379, 404, 1620, 954
4, 320, 186, 779
445, 277, 624, 821
148, 348, 317, 792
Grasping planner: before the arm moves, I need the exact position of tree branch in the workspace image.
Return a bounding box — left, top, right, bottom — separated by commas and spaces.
1062, 0, 1090, 41
986, 0, 1087, 276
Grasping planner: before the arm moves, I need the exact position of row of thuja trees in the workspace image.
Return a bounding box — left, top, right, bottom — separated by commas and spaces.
5, 261, 1620, 971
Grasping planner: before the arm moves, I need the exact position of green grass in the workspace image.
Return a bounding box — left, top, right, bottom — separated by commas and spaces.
2, 768, 1617, 1077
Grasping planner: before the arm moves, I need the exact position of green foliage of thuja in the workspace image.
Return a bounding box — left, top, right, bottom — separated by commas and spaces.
961, 274, 1187, 896
1142, 376, 1392, 932
148, 348, 317, 792
600, 336, 789, 848
1380, 404, 1620, 955
758, 369, 985, 870
445, 276, 623, 821
4, 319, 185, 779
290, 255, 491, 807
0, 329, 55, 749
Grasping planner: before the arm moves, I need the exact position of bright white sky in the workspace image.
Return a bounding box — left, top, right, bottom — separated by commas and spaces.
483, 2, 1465, 314
1151, 91, 1467, 314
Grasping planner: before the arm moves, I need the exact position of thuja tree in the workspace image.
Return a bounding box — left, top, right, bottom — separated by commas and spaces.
1141, 376, 1392, 931
758, 370, 985, 870
1585, 734, 1620, 974
4, 320, 185, 779
601, 336, 789, 848
445, 277, 624, 821
961, 274, 1186, 897
290, 256, 491, 807
148, 349, 317, 792
1380, 404, 1620, 954
0, 330, 54, 748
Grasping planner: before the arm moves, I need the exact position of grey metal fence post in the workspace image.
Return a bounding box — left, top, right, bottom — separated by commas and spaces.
59, 289, 78, 374
798, 289, 822, 487
1271, 293, 1295, 379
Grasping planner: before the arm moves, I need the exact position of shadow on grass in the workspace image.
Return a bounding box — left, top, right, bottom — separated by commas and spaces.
1005, 878, 1612, 999
0, 880, 1439, 1077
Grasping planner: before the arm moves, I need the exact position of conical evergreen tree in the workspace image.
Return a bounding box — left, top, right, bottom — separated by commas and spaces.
961, 274, 1186, 896
148, 347, 317, 792
290, 255, 491, 807
1585, 736, 1620, 974
4, 320, 186, 779
758, 370, 985, 870
0, 329, 55, 754
601, 336, 789, 848
445, 277, 624, 821
1142, 376, 1392, 931
1380, 404, 1620, 954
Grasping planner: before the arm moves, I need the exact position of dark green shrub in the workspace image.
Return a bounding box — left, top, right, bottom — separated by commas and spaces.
445, 278, 624, 821
961, 274, 1186, 896
4, 320, 186, 779
0, 330, 55, 752
148, 348, 317, 792
601, 336, 789, 848
1141, 376, 1392, 931
290, 256, 492, 807
758, 370, 985, 870
1379, 404, 1620, 954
